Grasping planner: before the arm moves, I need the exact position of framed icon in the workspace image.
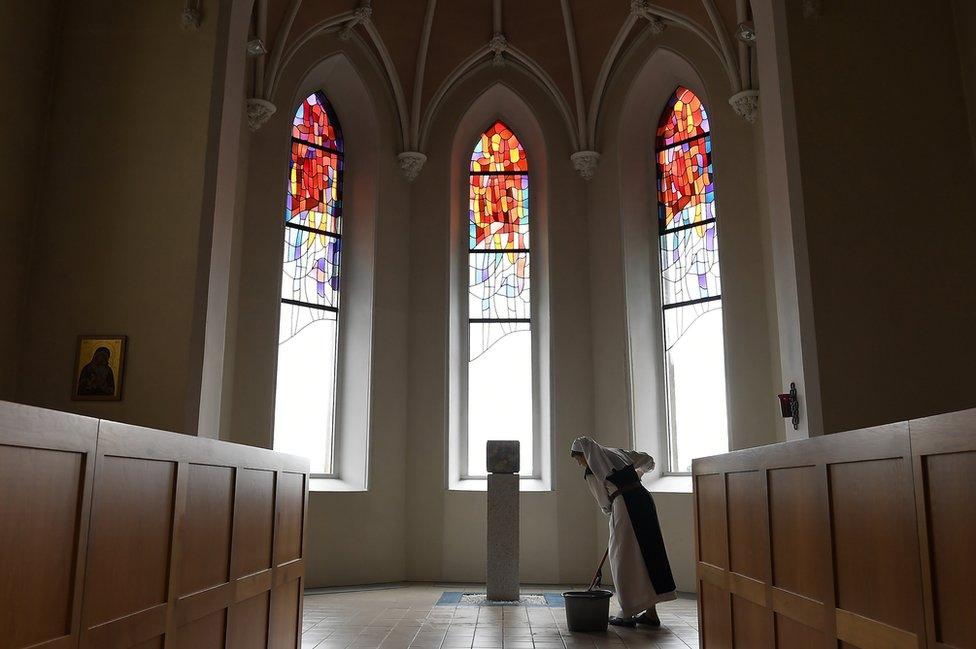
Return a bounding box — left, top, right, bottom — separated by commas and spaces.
72, 335, 127, 401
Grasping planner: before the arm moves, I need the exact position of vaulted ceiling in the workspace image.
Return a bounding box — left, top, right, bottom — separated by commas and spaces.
251, 0, 754, 153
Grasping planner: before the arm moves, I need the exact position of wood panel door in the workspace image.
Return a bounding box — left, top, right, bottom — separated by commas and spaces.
0, 402, 98, 649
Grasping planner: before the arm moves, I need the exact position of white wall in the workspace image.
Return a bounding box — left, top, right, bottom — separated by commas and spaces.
226, 40, 410, 585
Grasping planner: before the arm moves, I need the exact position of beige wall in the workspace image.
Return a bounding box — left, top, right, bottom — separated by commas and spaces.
10, 1, 217, 432
787, 0, 976, 433
405, 66, 601, 587
0, 1, 62, 398
226, 40, 410, 586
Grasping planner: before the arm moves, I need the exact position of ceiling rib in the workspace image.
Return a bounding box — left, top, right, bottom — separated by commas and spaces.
587, 10, 640, 149
700, 0, 742, 92
361, 19, 411, 149
263, 0, 304, 99
409, 0, 437, 150
263, 0, 752, 162
559, 0, 587, 148
418, 45, 492, 151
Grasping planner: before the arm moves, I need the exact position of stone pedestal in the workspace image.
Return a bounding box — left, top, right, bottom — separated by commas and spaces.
486, 440, 520, 601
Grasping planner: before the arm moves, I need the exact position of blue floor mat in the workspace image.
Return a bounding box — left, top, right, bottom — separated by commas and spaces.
543, 593, 565, 607
436, 591, 464, 605
436, 592, 565, 607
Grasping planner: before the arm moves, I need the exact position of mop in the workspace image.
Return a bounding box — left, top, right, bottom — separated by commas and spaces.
587, 547, 610, 591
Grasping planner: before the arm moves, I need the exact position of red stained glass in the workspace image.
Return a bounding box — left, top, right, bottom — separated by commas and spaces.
469, 174, 529, 250
655, 87, 722, 333
292, 92, 343, 152
657, 137, 714, 231
282, 92, 344, 307
656, 86, 710, 147
287, 142, 341, 234
470, 121, 528, 173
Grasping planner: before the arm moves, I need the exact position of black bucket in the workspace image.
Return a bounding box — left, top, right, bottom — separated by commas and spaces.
562, 590, 613, 632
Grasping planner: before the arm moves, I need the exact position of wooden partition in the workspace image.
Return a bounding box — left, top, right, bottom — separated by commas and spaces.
0, 403, 98, 649
0, 401, 309, 649
692, 408, 976, 649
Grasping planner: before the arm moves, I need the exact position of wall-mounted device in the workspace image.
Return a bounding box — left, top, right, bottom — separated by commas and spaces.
778, 382, 800, 431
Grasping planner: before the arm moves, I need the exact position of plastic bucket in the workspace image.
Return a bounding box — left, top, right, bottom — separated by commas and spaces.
562, 590, 613, 632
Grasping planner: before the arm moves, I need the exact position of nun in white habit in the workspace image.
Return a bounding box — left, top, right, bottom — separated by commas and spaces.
571, 436, 677, 626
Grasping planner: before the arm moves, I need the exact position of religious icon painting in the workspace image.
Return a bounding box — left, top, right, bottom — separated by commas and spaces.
72, 335, 127, 401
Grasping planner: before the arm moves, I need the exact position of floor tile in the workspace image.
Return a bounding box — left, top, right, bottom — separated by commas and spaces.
302, 585, 699, 649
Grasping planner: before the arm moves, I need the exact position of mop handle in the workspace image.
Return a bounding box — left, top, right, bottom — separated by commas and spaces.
587, 547, 610, 591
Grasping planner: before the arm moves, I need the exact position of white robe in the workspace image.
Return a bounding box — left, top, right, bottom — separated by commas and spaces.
574, 438, 677, 617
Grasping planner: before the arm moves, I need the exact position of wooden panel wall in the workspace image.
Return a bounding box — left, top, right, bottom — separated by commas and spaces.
693, 408, 976, 649
0, 403, 97, 649
0, 401, 309, 649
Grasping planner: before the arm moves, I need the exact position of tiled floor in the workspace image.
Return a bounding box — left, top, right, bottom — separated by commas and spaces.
301, 584, 699, 649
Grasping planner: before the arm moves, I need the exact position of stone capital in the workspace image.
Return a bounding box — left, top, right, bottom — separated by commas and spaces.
571, 150, 601, 181
728, 90, 760, 124
246, 98, 277, 132
397, 151, 427, 182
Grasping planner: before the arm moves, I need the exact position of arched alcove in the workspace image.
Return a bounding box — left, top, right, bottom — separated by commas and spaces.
612, 44, 781, 470
616, 48, 716, 474
446, 83, 552, 492
230, 50, 383, 494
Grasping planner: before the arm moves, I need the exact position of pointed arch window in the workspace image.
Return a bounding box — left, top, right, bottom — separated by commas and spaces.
655, 87, 728, 473
465, 121, 534, 476
273, 91, 344, 476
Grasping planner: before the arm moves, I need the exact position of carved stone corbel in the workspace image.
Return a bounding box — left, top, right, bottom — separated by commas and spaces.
728, 90, 759, 123
247, 99, 277, 132
571, 150, 601, 181
397, 151, 428, 181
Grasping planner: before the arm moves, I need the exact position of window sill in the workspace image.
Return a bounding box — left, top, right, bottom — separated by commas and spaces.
642, 474, 693, 494
448, 476, 552, 492
310, 476, 367, 492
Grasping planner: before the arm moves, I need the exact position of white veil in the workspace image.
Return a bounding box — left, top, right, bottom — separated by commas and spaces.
571, 436, 655, 481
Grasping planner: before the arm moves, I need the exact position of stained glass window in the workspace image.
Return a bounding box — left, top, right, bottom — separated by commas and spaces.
273, 92, 344, 476
655, 87, 728, 473
467, 121, 533, 476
